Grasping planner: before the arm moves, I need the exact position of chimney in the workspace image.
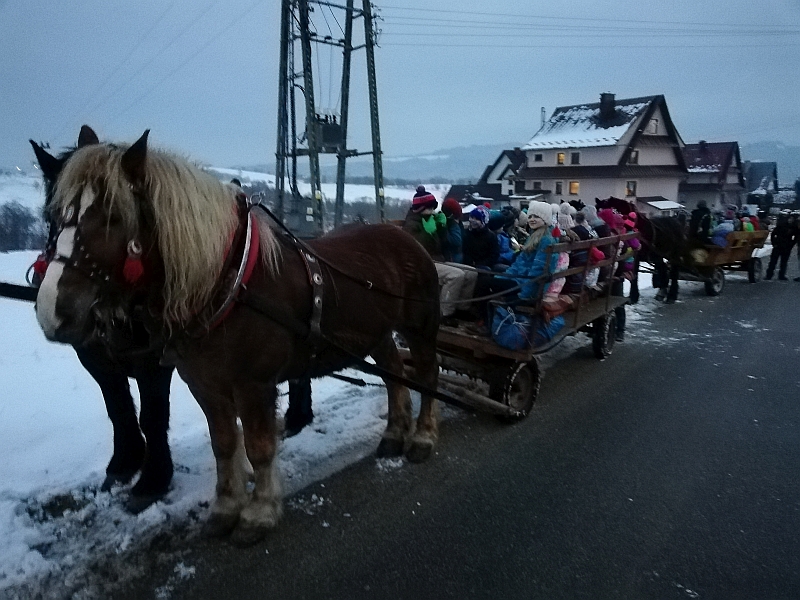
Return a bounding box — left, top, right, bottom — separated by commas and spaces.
599, 93, 615, 120
699, 140, 708, 152
541, 107, 546, 127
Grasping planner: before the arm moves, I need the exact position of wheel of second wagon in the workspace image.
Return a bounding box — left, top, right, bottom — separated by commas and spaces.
704, 267, 725, 296
748, 257, 763, 283
489, 360, 541, 421
592, 312, 617, 360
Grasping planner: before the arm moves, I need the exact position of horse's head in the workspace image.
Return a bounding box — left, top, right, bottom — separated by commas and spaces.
32, 127, 158, 347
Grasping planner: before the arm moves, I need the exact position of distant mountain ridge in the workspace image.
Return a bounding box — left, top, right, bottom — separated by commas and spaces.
237, 140, 800, 185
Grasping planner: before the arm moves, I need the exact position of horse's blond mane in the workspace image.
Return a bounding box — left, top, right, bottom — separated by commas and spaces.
54, 143, 281, 325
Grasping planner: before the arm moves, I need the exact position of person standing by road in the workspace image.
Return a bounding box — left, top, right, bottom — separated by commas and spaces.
766, 213, 796, 281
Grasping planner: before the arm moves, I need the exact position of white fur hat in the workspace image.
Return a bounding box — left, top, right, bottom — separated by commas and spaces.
527, 201, 553, 223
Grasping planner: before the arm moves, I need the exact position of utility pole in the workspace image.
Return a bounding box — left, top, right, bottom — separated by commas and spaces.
275, 0, 385, 235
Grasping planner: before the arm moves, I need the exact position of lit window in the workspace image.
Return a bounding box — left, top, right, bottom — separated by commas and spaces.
628, 150, 639, 164
555, 181, 563, 195
569, 181, 579, 195
534, 153, 543, 162
626, 181, 637, 196
647, 119, 659, 134
570, 152, 580, 165
533, 181, 542, 190
557, 152, 565, 165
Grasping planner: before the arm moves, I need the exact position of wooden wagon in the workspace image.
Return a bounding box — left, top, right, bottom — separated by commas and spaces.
686, 229, 770, 295
402, 232, 638, 420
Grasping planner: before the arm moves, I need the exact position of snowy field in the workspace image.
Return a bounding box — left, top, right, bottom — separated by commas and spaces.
0, 171, 660, 598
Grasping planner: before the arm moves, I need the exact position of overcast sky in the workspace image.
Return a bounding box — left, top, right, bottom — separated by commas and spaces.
1, 0, 799, 171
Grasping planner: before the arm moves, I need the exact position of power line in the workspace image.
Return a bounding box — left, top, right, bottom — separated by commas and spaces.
108, 0, 263, 123
379, 41, 800, 49
378, 4, 800, 32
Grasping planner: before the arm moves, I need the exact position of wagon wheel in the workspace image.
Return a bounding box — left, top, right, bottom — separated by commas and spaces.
592, 312, 617, 360
748, 257, 763, 283
488, 360, 541, 421
704, 267, 725, 296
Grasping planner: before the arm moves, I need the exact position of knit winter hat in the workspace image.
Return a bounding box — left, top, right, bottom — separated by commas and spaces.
487, 214, 506, 231
412, 185, 437, 211
526, 201, 552, 223
623, 212, 637, 229
442, 197, 462, 218
469, 205, 490, 225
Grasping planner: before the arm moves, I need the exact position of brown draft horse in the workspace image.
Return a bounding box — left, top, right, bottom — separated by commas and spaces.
34, 128, 441, 545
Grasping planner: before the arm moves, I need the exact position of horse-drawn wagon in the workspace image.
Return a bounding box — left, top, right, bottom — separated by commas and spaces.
685, 229, 770, 296
402, 232, 638, 421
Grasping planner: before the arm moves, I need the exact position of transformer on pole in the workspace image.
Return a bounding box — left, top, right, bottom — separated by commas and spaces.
276, 0, 385, 235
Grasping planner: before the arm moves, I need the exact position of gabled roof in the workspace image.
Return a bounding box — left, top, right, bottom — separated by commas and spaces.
522, 95, 659, 150
683, 141, 734, 173
477, 148, 526, 185
681, 141, 744, 188
742, 161, 779, 192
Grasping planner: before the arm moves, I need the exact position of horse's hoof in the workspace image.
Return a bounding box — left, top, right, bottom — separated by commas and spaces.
101, 471, 137, 492
376, 436, 404, 458
229, 523, 270, 547
203, 512, 240, 538
666, 297, 677, 304
405, 438, 434, 463
654, 293, 666, 302
125, 493, 166, 515
283, 410, 314, 438
131, 468, 173, 498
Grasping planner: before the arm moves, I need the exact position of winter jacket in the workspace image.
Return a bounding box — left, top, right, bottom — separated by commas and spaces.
771, 220, 796, 251
501, 232, 559, 301
710, 221, 735, 247
442, 217, 464, 263
496, 231, 515, 265
463, 227, 499, 269
689, 206, 712, 241
563, 224, 592, 294
403, 208, 446, 261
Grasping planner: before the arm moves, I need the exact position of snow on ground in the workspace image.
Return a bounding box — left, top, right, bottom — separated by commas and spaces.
0, 246, 659, 598
0, 171, 659, 598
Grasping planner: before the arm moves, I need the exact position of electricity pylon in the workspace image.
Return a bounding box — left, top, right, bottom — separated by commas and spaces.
275, 0, 385, 235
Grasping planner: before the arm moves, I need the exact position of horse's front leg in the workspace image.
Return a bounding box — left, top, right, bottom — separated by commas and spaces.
666, 262, 680, 304
75, 347, 146, 491
232, 381, 282, 546
127, 361, 175, 514
654, 259, 668, 302
188, 383, 250, 539
629, 258, 640, 304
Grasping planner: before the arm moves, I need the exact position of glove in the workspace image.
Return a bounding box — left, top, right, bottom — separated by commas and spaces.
422, 215, 437, 235
434, 211, 447, 227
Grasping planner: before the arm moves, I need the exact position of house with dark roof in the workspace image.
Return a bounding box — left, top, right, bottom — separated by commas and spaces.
742, 161, 779, 194
443, 148, 526, 206
678, 140, 746, 212
513, 93, 687, 215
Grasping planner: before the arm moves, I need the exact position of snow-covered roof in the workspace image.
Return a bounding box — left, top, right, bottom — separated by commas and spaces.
647, 200, 684, 210
522, 96, 655, 150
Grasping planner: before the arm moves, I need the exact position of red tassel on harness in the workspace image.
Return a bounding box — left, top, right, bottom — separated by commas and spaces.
32, 255, 48, 276
123, 240, 144, 284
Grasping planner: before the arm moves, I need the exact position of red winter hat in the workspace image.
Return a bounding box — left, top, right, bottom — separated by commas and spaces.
412, 185, 437, 211
442, 198, 462, 218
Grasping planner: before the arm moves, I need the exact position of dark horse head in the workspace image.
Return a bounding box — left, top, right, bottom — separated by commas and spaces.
33, 128, 163, 346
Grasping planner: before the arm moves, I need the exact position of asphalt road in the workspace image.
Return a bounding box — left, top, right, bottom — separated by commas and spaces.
120, 265, 800, 600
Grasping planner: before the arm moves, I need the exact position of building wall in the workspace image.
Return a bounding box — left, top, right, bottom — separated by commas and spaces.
527, 175, 681, 205
525, 146, 621, 168
638, 146, 678, 165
